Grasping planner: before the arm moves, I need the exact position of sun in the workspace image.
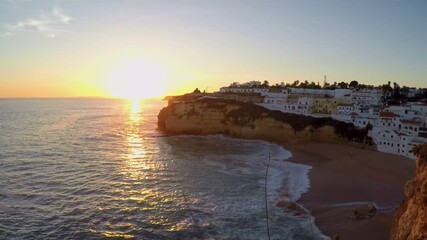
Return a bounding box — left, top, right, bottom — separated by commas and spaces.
106, 58, 168, 99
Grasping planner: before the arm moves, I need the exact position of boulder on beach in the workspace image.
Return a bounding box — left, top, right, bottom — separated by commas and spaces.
275, 199, 307, 216
350, 202, 377, 219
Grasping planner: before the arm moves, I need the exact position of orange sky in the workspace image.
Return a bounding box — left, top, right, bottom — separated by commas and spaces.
1, 1, 426, 98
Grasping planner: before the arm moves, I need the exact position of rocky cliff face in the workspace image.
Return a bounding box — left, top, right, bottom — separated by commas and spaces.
158, 98, 370, 145
390, 143, 427, 240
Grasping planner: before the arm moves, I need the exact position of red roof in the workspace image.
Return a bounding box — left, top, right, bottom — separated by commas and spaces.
379, 111, 399, 118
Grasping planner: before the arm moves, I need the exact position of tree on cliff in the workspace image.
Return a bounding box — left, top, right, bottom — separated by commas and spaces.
291, 80, 299, 87
262, 80, 269, 87
349, 80, 359, 88
338, 81, 348, 89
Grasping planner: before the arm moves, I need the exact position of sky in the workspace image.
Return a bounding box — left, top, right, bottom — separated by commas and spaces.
1, 0, 426, 98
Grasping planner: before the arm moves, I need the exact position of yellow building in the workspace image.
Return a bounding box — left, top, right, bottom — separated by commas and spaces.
311, 97, 348, 115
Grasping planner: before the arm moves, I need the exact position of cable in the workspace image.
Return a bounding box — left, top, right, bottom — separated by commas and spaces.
264, 153, 271, 240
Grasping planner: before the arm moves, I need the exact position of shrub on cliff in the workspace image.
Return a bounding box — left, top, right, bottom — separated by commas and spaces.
222, 99, 369, 143
158, 98, 370, 144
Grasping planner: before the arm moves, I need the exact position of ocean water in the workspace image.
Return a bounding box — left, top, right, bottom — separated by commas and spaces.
0, 99, 326, 240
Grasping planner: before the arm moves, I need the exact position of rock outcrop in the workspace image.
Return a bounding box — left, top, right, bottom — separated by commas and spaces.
390, 143, 427, 240
158, 98, 371, 145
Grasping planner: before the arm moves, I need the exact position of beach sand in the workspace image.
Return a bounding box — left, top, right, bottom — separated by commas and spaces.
286, 143, 415, 240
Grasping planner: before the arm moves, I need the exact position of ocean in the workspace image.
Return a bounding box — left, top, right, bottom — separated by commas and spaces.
0, 98, 326, 240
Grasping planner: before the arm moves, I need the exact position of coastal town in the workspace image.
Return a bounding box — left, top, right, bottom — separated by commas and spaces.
185, 78, 427, 160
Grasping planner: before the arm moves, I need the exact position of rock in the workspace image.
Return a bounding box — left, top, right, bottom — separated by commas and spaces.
350, 203, 377, 220
275, 199, 307, 216
275, 199, 287, 208
157, 98, 370, 145
390, 143, 427, 240
367, 202, 377, 214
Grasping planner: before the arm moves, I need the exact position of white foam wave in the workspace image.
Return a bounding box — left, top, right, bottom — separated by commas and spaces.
161, 134, 329, 239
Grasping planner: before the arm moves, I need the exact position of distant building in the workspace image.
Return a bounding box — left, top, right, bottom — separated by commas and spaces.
336, 103, 355, 115
351, 89, 383, 106
216, 81, 426, 159
216, 92, 264, 103
311, 97, 348, 115
263, 92, 288, 105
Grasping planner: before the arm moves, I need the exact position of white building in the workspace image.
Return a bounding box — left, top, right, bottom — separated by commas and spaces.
263, 92, 288, 105
410, 103, 427, 115
219, 86, 270, 94
376, 130, 401, 155
336, 103, 355, 115
376, 111, 400, 129
334, 89, 354, 98
351, 113, 377, 128
242, 81, 262, 87
279, 96, 313, 115
351, 89, 383, 106
288, 88, 352, 98
370, 110, 427, 159
218, 81, 426, 159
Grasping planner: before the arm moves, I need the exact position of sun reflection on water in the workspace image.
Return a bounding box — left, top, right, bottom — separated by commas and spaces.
98, 98, 191, 237
129, 98, 140, 123
124, 99, 148, 180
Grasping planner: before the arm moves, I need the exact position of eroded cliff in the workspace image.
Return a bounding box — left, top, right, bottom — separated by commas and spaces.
391, 143, 427, 240
158, 98, 371, 145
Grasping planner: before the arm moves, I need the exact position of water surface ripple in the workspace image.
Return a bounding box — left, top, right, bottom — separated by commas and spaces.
0, 99, 325, 239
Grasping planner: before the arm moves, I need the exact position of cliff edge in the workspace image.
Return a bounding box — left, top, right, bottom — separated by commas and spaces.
390, 143, 427, 240
158, 98, 371, 145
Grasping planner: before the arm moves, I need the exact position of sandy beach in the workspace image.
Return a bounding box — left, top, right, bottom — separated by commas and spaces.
286, 143, 415, 240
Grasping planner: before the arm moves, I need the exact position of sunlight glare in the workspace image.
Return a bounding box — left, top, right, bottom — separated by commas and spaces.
107, 58, 168, 99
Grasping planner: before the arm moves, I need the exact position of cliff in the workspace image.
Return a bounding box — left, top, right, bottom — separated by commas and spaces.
158, 98, 371, 145
390, 143, 427, 240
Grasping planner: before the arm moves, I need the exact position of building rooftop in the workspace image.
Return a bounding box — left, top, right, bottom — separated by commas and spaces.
401, 119, 423, 126
379, 111, 400, 118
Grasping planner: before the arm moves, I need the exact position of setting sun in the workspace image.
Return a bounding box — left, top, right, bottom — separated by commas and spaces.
106, 58, 168, 99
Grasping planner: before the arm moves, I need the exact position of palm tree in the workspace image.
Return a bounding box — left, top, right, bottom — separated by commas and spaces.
292, 80, 299, 87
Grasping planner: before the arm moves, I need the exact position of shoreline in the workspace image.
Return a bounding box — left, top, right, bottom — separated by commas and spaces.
157, 132, 416, 238
285, 143, 415, 240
